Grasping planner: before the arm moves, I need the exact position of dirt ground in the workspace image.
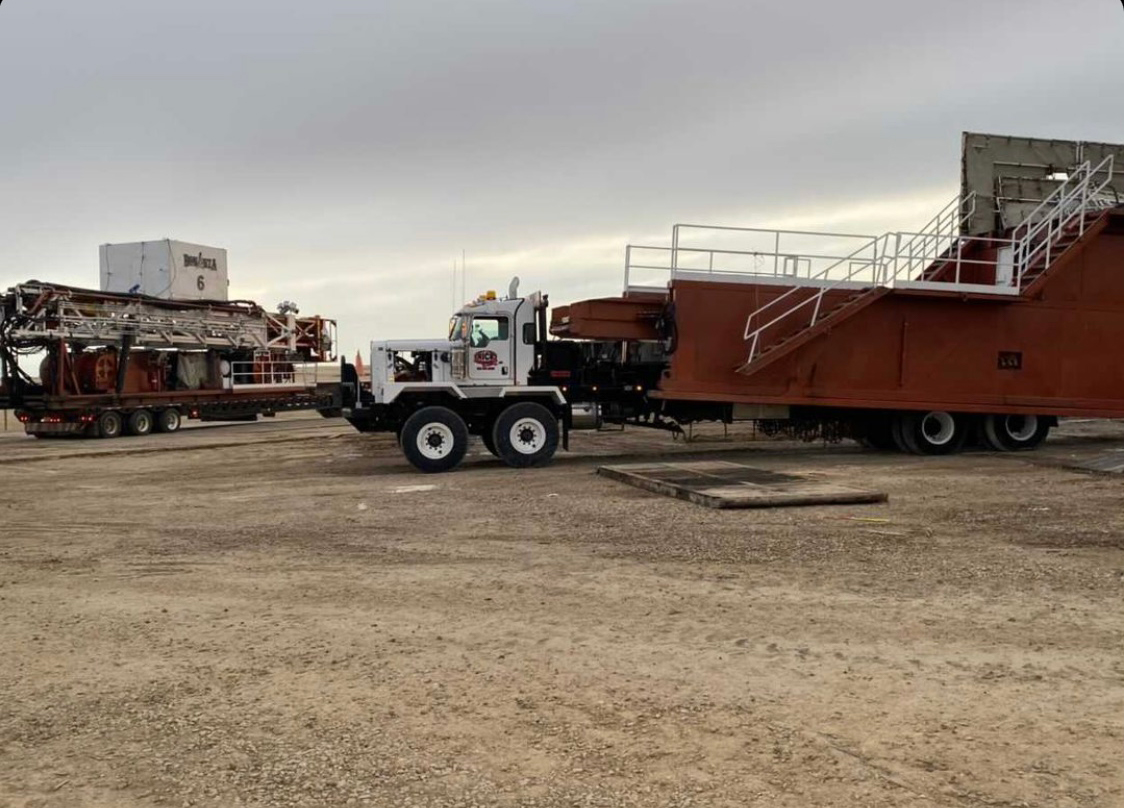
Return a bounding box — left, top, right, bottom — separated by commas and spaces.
1, 413, 1122, 807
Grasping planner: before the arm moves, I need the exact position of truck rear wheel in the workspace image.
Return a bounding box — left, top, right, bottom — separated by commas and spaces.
981, 414, 1050, 451
480, 429, 499, 457
401, 406, 469, 473
492, 402, 559, 468
126, 409, 154, 436
95, 410, 123, 439
154, 408, 182, 433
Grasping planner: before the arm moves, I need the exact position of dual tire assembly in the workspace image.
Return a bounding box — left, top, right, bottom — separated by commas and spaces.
862, 411, 1051, 455
92, 408, 182, 439
400, 401, 559, 473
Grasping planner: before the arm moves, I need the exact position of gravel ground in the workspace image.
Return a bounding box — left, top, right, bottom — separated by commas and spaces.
1, 414, 1123, 807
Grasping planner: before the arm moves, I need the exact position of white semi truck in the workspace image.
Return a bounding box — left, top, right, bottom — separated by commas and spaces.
341, 277, 662, 472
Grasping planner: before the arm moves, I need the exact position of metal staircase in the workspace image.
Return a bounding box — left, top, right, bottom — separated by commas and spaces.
735, 155, 1117, 375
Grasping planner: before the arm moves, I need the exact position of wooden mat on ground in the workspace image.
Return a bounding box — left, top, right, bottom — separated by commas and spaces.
598, 460, 888, 509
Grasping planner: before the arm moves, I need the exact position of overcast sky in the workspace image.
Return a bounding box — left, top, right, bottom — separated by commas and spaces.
2, 0, 1122, 357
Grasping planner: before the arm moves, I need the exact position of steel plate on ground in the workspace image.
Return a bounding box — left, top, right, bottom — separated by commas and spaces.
597, 460, 888, 509
1063, 452, 1124, 474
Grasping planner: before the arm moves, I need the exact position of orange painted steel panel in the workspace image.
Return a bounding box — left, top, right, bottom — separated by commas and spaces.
551, 295, 664, 341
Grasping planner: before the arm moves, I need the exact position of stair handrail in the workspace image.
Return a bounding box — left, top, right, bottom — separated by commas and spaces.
886, 193, 976, 285
1013, 155, 1115, 288
740, 235, 882, 363
740, 192, 974, 366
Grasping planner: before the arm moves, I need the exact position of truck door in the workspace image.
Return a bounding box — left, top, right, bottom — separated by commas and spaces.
467, 316, 512, 382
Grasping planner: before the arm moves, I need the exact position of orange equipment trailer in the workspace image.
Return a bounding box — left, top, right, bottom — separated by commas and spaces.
549, 133, 1124, 455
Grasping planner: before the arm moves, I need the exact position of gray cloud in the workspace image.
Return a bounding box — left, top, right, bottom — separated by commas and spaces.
2, 0, 1122, 353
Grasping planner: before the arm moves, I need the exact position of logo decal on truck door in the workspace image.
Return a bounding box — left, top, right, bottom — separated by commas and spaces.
473, 350, 498, 370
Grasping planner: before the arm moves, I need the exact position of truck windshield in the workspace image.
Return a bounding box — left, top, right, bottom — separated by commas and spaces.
448, 316, 465, 341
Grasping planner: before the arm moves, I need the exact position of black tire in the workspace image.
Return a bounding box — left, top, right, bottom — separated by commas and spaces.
890, 414, 913, 453
480, 428, 499, 457
857, 416, 897, 450
96, 410, 123, 439
980, 414, 1051, 451
400, 406, 469, 473
492, 402, 559, 468
126, 409, 154, 436
897, 411, 967, 455
154, 408, 182, 433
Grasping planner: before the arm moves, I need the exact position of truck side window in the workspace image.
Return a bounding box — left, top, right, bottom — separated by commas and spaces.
522, 322, 535, 344
470, 317, 507, 348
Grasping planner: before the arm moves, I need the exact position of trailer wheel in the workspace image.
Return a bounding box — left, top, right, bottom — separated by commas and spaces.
897, 411, 966, 455
492, 402, 559, 468
154, 408, 182, 433
95, 410, 123, 439
981, 414, 1051, 451
126, 409, 154, 436
400, 406, 469, 473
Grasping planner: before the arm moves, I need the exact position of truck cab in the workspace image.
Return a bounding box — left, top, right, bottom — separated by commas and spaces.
344, 278, 568, 472
447, 290, 536, 385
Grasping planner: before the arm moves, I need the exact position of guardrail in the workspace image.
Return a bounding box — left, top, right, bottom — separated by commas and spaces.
624, 227, 883, 290
1012, 155, 1115, 288
740, 192, 979, 364
228, 359, 337, 389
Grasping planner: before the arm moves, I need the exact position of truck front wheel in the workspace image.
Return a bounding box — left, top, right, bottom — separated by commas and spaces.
401, 406, 469, 473
492, 402, 559, 468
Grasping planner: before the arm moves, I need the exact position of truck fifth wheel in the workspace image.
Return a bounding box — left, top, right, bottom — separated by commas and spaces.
342, 132, 1124, 472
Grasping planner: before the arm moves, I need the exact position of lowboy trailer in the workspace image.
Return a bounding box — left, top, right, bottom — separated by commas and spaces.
341, 133, 1124, 473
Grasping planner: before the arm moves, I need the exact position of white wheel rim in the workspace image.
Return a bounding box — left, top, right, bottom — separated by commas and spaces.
1004, 415, 1038, 442
920, 412, 955, 446
417, 422, 455, 460
165, 412, 180, 430
509, 417, 546, 455
137, 414, 151, 432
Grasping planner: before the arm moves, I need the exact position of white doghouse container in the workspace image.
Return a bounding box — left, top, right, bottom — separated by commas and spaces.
99, 240, 229, 301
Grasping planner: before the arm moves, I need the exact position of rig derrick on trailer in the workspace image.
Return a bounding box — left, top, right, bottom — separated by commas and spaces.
0, 282, 341, 438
